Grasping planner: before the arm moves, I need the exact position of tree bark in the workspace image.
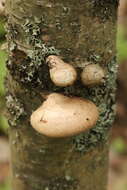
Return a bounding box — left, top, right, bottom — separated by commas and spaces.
6, 0, 119, 190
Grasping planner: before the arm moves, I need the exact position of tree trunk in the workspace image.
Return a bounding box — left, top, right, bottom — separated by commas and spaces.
6, 1, 119, 190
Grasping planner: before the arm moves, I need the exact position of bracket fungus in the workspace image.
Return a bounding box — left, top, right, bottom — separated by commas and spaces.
30, 93, 99, 138
46, 55, 77, 87
0, 0, 5, 16
81, 64, 105, 87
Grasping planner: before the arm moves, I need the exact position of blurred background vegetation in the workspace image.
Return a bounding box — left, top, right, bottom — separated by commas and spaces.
0, 18, 8, 134
0, 0, 127, 190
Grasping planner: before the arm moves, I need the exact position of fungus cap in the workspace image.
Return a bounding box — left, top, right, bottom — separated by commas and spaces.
46, 55, 77, 87
30, 93, 99, 138
0, 0, 5, 16
81, 64, 105, 87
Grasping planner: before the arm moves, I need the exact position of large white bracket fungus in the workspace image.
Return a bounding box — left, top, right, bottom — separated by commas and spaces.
30, 93, 99, 138
46, 55, 77, 87
81, 64, 105, 87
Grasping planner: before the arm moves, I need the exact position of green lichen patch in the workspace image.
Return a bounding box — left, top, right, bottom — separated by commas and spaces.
44, 177, 78, 190
73, 57, 118, 153
6, 94, 26, 127
90, 0, 119, 21
6, 17, 60, 89
15, 174, 78, 190
6, 50, 44, 87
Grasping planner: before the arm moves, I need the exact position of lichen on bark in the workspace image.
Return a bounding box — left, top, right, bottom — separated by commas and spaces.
6, 93, 26, 126
6, 17, 118, 153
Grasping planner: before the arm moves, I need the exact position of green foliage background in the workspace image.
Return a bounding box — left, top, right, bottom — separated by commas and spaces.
0, 19, 8, 135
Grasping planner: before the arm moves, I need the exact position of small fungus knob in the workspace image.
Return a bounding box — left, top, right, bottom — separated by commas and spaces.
46, 55, 77, 87
81, 64, 105, 87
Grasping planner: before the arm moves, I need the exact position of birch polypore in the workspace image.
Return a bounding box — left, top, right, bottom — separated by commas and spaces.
30, 93, 99, 138
0, 0, 5, 15
46, 55, 77, 87
81, 64, 105, 87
